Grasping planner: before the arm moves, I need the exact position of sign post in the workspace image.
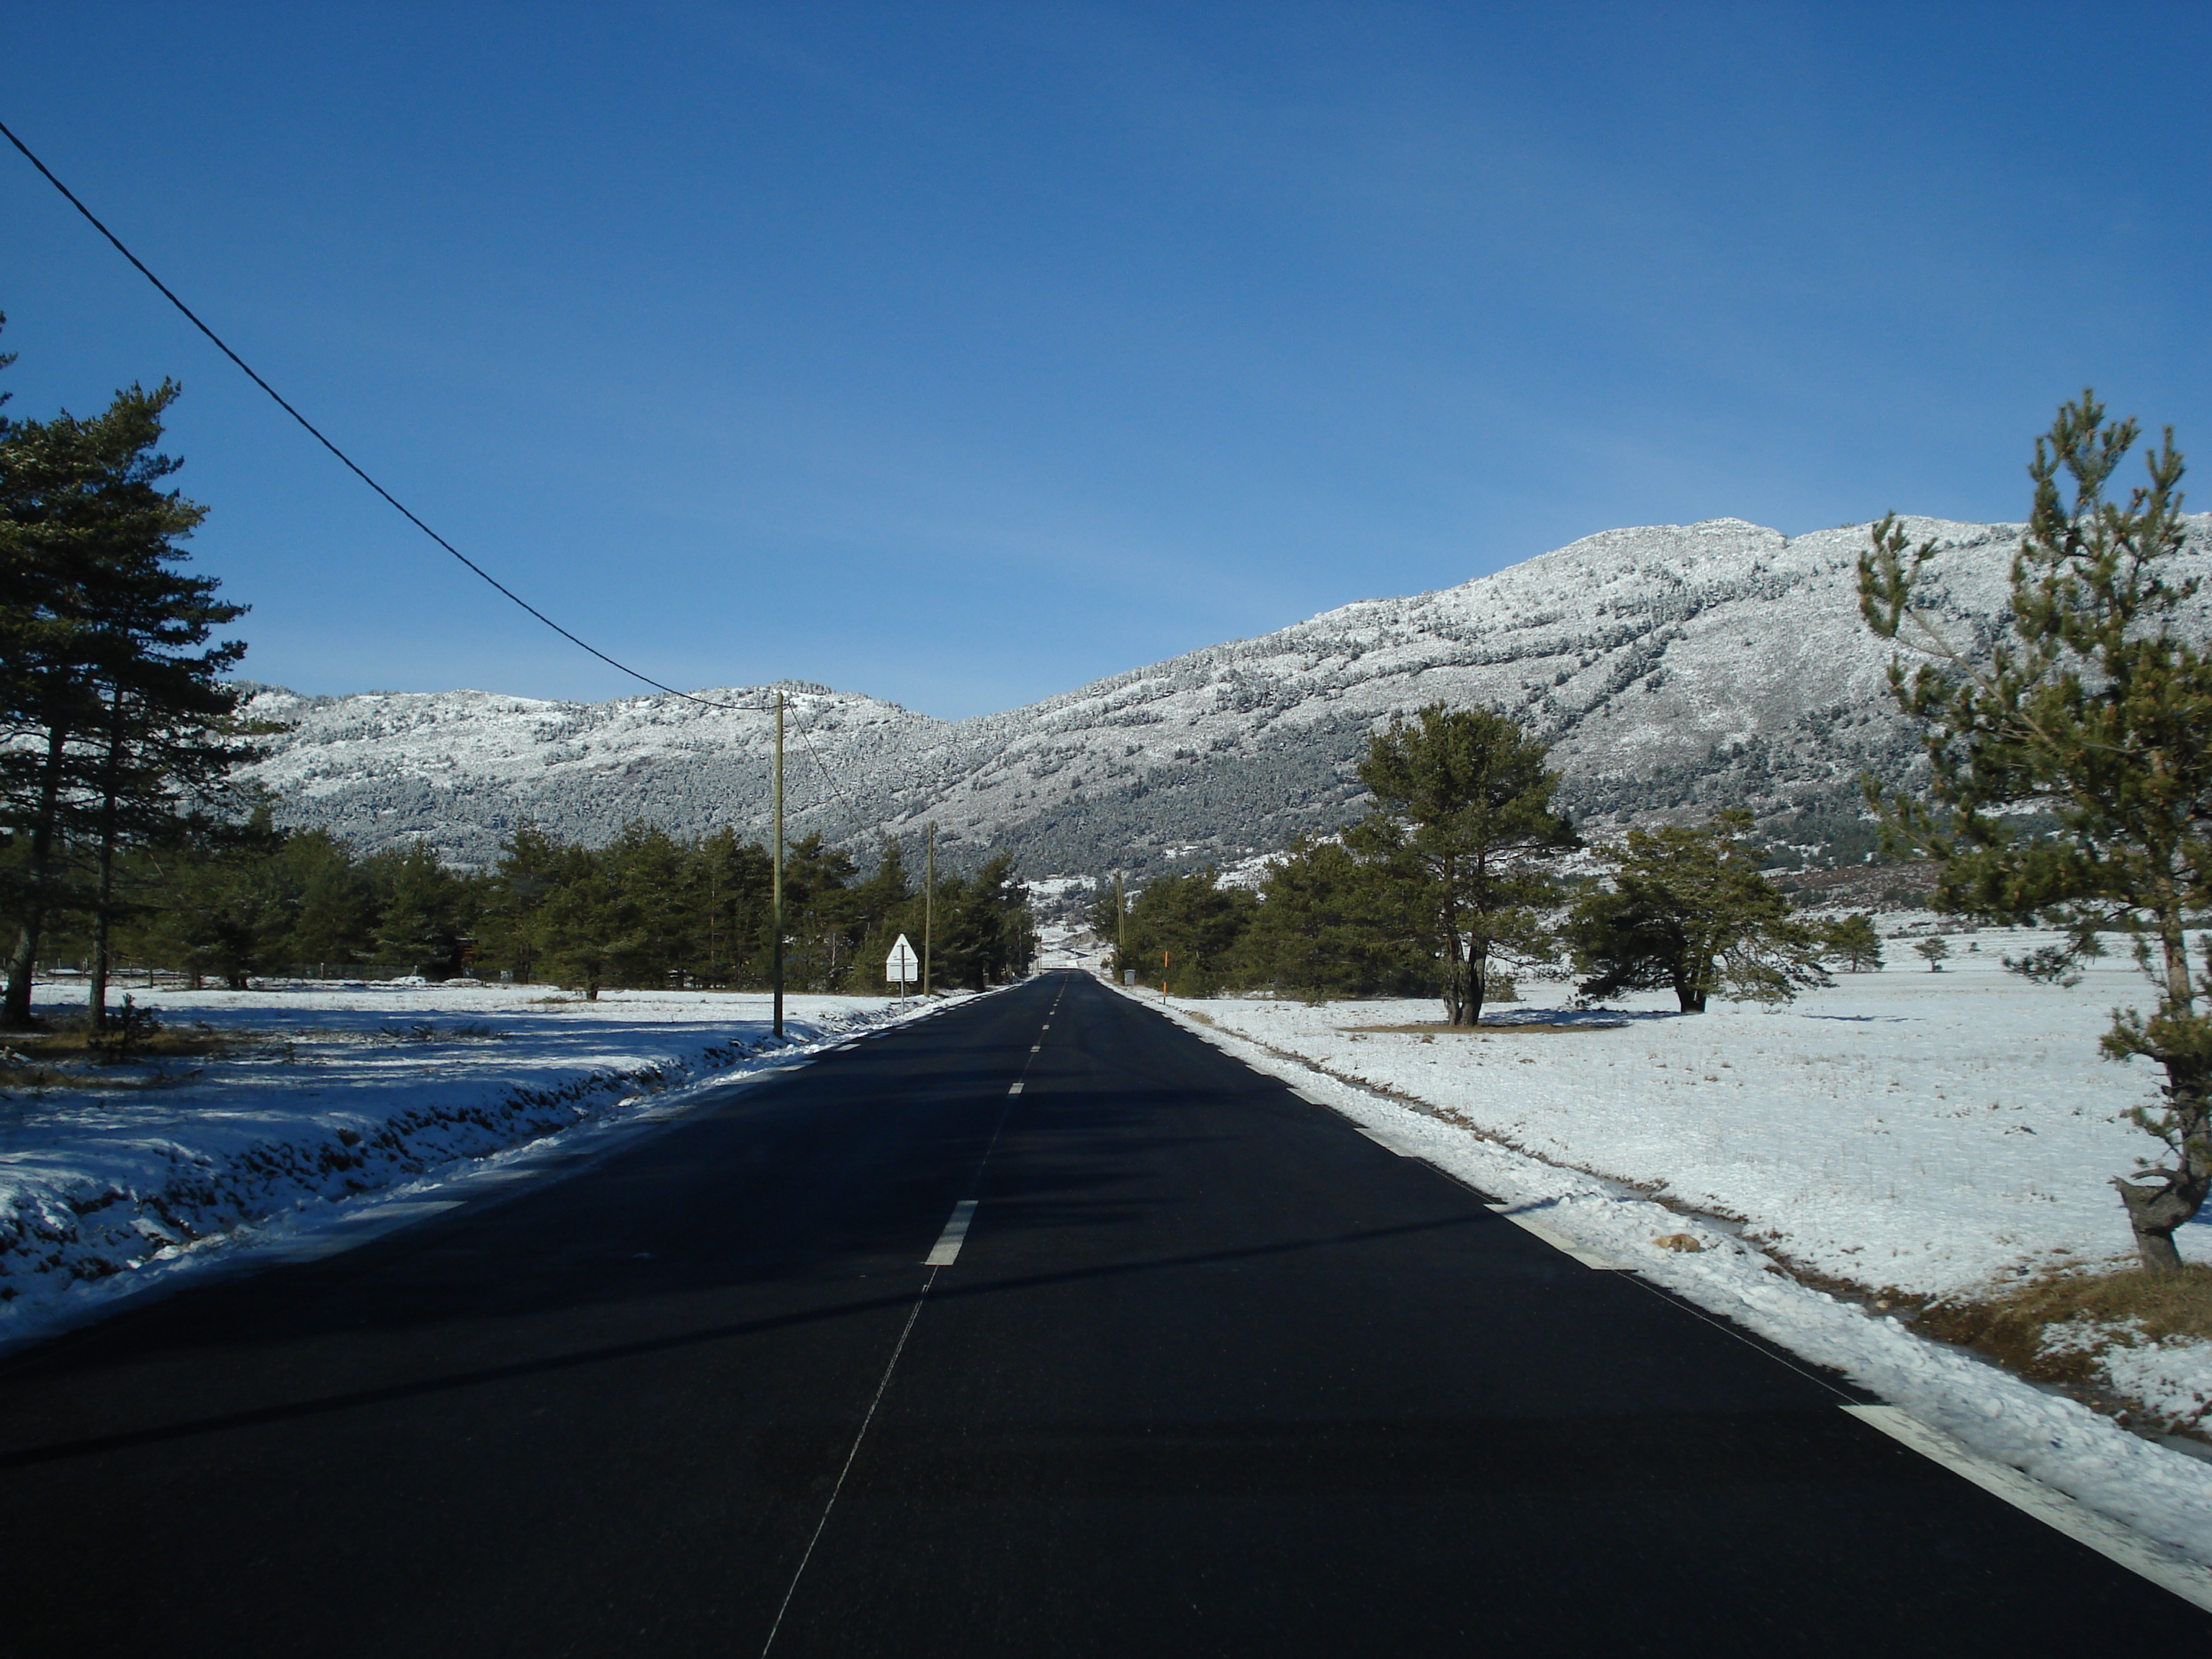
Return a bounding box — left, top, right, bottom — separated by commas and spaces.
886, 932, 919, 999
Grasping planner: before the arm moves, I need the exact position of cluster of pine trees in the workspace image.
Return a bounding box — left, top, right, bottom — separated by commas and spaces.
53, 817, 1035, 998
1098, 703, 1878, 1018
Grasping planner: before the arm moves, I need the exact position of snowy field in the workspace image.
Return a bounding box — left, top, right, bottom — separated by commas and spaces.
1185, 927, 2194, 1295
0, 981, 951, 1348
1137, 927, 2212, 1575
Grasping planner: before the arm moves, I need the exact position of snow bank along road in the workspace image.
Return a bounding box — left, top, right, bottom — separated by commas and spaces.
0, 973, 2200, 1655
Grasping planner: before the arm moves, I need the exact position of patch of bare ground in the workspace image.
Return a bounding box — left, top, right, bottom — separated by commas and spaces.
2, 1025, 249, 1064
1912, 1267, 2212, 1441
1753, 1253, 2212, 1452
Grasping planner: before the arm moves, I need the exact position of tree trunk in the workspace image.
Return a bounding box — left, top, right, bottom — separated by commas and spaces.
1462, 950, 1489, 1029
87, 882, 112, 1033
2, 731, 71, 1030
1441, 902, 1473, 1026
88, 691, 130, 1034
1669, 958, 1707, 1013
2116, 1059, 2212, 1272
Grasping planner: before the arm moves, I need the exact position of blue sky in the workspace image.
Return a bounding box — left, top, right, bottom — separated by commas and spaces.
6, 2, 2208, 719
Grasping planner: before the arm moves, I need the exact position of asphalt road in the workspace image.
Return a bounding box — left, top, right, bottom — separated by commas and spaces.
0, 970, 2200, 1655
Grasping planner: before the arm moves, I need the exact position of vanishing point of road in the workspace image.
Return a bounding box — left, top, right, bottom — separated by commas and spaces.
0, 971, 2201, 1655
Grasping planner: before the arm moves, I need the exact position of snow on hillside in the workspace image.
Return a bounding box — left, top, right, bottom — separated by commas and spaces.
238, 514, 2212, 871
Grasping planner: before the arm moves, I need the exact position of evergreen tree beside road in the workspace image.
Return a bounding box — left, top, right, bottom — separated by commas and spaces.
1347, 703, 1577, 1025
1, 337, 265, 1028
1568, 809, 1827, 1013
1861, 392, 2212, 1271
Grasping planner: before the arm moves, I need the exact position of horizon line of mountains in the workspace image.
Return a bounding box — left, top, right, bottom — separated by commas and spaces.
236, 513, 2212, 880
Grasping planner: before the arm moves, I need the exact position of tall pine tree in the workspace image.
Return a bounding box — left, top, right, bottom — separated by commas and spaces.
1349, 703, 1576, 1026
1, 376, 262, 1028
1861, 393, 2212, 1270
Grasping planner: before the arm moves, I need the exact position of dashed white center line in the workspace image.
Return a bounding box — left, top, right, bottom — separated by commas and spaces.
1030, 1045, 1041, 1053
1007, 1080, 1024, 1094
925, 1200, 978, 1266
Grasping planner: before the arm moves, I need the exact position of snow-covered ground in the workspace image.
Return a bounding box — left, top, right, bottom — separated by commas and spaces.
1137, 927, 2212, 1572
0, 981, 954, 1349
1187, 928, 2188, 1295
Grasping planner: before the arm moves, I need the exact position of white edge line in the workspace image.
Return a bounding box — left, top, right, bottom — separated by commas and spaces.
1483, 1202, 1619, 1270
1351, 1122, 1409, 1154
924, 1199, 978, 1267
1142, 979, 2212, 1601
1841, 1404, 2212, 1611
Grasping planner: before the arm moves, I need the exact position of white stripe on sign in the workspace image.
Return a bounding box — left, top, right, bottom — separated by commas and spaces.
925, 1200, 978, 1266
1841, 1405, 2212, 1610
1008, 1080, 1024, 1094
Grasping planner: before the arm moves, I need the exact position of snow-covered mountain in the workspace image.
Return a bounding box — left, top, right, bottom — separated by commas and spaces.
240, 514, 2212, 872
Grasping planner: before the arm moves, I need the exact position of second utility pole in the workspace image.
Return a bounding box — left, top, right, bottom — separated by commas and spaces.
772, 690, 785, 1039
922, 822, 935, 998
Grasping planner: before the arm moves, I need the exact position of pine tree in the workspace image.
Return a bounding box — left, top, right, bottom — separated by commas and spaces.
1, 377, 263, 1027
1819, 912, 1884, 972
1239, 835, 1426, 999
131, 806, 289, 989
1859, 391, 2212, 1270
479, 822, 571, 984
926, 853, 1038, 991
1116, 866, 1256, 997
368, 841, 470, 978
536, 848, 631, 999
847, 841, 914, 990
1349, 703, 1576, 1026
1569, 809, 1827, 1012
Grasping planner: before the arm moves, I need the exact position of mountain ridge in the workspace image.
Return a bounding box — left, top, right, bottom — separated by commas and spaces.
237, 513, 2212, 873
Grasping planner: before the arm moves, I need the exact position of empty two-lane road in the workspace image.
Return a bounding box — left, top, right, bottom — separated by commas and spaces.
0, 971, 2199, 1655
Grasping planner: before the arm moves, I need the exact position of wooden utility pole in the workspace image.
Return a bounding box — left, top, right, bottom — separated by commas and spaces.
922, 821, 935, 997
772, 691, 785, 1038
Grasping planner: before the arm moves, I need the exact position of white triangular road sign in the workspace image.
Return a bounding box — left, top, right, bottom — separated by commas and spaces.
886, 933, 919, 981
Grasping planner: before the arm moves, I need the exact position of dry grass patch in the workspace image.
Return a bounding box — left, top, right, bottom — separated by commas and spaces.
1919, 1264, 2212, 1438
4, 1025, 248, 1063
1926, 1266, 2212, 1375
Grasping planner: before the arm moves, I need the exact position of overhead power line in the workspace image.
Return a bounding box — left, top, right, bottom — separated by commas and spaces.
2, 117, 914, 855
0, 114, 754, 714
